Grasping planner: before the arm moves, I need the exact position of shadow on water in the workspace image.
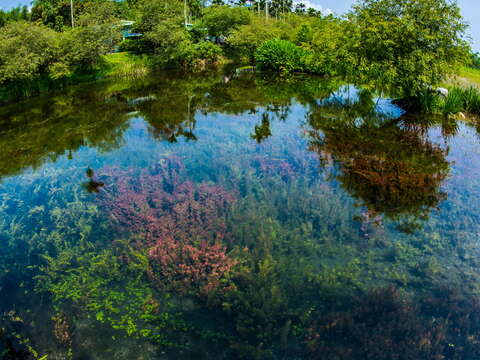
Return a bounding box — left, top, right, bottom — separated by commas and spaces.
2, 71, 480, 359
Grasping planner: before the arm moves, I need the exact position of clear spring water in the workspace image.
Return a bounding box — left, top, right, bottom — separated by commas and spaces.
1, 71, 480, 359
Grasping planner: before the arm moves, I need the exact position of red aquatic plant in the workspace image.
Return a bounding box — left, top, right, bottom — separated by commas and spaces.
253, 155, 296, 181
97, 156, 237, 296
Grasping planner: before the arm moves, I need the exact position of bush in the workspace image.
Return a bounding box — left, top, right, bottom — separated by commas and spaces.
472, 52, 480, 69
296, 24, 313, 44
347, 0, 469, 98
226, 17, 294, 63
441, 87, 464, 115
118, 39, 150, 54
417, 89, 443, 113
416, 86, 480, 115
254, 39, 308, 73
60, 24, 120, 69
201, 5, 251, 38
193, 41, 222, 64
461, 86, 480, 114
0, 21, 59, 84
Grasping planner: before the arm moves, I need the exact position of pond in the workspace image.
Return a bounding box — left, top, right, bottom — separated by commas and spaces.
1, 70, 480, 359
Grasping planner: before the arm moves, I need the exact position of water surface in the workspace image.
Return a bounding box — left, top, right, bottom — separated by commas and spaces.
1, 71, 480, 359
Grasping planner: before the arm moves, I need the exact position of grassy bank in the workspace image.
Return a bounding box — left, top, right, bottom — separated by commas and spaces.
448, 66, 480, 87
0, 52, 154, 104
97, 52, 154, 78
459, 67, 480, 85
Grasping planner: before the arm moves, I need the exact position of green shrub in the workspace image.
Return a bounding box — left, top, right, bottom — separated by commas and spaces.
415, 86, 480, 115
169, 41, 222, 69
296, 24, 313, 44
201, 5, 251, 38
441, 87, 464, 115
0, 21, 60, 84
461, 86, 480, 115
194, 41, 223, 63
472, 52, 480, 69
417, 89, 442, 113
254, 39, 308, 73
118, 39, 151, 54
227, 19, 283, 63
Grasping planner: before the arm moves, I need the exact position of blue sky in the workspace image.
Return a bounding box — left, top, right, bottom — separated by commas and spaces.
1, 0, 479, 51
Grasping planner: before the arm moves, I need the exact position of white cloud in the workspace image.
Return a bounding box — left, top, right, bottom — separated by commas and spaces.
293, 0, 334, 15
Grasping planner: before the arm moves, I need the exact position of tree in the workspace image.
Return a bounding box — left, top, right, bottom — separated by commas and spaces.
32, 0, 76, 29
305, 17, 346, 76
32, 0, 126, 29
227, 17, 287, 61
66, 2, 120, 64
201, 5, 251, 38
294, 2, 305, 14
0, 6, 30, 27
346, 0, 469, 98
0, 22, 60, 84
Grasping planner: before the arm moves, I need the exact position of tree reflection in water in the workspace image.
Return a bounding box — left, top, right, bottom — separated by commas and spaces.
306, 87, 451, 230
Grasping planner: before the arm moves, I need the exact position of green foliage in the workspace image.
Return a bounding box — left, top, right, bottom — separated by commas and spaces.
99, 52, 152, 78
0, 5, 30, 27
227, 18, 284, 62
346, 0, 470, 98
303, 17, 346, 76
192, 41, 223, 64
142, 16, 191, 62
460, 86, 480, 114
255, 39, 308, 73
417, 86, 480, 115
2, 0, 473, 110
295, 24, 312, 44
0, 3, 120, 86
58, 27, 119, 74
416, 89, 443, 114
133, 0, 183, 38
31, 0, 124, 30
441, 87, 464, 115
472, 52, 480, 69
201, 5, 251, 38
0, 22, 60, 84
36, 242, 187, 346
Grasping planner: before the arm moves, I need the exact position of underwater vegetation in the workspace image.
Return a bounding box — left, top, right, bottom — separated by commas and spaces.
306, 286, 480, 360
97, 156, 237, 297
2, 71, 480, 359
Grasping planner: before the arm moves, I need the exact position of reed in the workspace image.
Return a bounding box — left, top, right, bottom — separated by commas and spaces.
460, 86, 480, 115
441, 87, 464, 115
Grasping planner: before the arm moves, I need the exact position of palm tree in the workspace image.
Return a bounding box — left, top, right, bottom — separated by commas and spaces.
70, 0, 74, 27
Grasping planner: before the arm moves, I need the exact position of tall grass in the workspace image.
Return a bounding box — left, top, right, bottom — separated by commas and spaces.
418, 86, 480, 116
461, 86, 480, 115
99, 52, 152, 79
417, 88, 442, 113
441, 87, 464, 115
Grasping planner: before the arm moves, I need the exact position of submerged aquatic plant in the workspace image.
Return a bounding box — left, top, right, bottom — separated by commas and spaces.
36, 242, 188, 349
306, 286, 480, 360
97, 156, 237, 296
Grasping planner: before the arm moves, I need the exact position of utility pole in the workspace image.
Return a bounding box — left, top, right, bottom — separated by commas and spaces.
70, 0, 75, 27
265, 0, 268, 20
184, 0, 188, 27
